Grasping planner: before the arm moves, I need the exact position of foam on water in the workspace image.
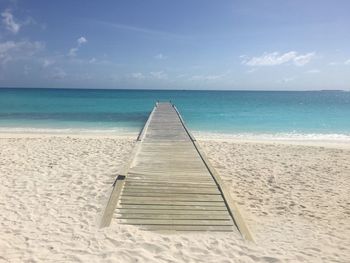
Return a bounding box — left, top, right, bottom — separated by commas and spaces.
193, 131, 350, 142
0, 126, 138, 135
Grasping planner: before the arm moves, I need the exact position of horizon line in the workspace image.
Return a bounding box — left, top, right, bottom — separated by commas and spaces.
0, 87, 348, 92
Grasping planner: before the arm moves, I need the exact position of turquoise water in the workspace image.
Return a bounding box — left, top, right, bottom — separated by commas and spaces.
1, 88, 350, 137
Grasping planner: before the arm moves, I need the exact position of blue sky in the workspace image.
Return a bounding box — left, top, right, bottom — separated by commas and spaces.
0, 0, 349, 90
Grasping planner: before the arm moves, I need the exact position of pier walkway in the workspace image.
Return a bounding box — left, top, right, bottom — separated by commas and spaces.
101, 102, 252, 239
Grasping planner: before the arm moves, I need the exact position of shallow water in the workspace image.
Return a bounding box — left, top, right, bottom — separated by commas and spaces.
1, 88, 350, 138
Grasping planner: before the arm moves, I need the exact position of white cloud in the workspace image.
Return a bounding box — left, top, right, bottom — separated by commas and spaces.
1, 9, 20, 34
242, 51, 315, 66
77, 36, 87, 45
189, 70, 232, 81
130, 72, 145, 79
190, 74, 225, 81
293, 53, 315, 66
345, 59, 350, 65
0, 40, 44, 65
68, 36, 87, 57
154, 53, 167, 60
150, 71, 167, 79
86, 57, 110, 65
129, 71, 167, 80
68, 47, 78, 57
42, 58, 55, 68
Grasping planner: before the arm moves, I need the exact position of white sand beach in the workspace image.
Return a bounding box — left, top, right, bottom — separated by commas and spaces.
1, 134, 349, 262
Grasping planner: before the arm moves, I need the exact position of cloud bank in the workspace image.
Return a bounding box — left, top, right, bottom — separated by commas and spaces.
242, 51, 315, 66
0, 40, 44, 65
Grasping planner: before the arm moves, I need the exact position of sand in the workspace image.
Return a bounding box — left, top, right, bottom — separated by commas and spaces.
0, 134, 349, 262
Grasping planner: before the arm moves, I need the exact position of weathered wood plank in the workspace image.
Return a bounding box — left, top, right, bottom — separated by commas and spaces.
117, 219, 233, 226
116, 204, 228, 210
139, 225, 233, 232
115, 213, 231, 220
125, 182, 215, 188
122, 189, 220, 195
121, 195, 224, 202
119, 200, 226, 206
115, 209, 229, 215
125, 179, 214, 184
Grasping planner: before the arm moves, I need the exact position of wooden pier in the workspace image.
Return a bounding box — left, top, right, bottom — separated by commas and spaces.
101, 102, 253, 240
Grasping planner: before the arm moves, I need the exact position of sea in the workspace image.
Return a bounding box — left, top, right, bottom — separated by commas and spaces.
1, 88, 350, 140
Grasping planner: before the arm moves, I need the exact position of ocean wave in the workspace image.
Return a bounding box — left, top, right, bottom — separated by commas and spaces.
193, 131, 350, 142
0, 126, 139, 135
1, 127, 350, 143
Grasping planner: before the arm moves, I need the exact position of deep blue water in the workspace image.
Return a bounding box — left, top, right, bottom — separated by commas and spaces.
1, 88, 350, 135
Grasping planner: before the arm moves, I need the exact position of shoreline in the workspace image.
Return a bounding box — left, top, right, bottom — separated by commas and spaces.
1, 130, 349, 149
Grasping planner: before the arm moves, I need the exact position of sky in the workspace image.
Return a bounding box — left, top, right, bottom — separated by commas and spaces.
0, 0, 349, 90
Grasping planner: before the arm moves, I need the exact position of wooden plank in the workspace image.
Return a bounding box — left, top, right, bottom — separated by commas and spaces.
126, 178, 214, 183
115, 213, 231, 220
122, 189, 220, 195
125, 183, 215, 188
129, 169, 208, 173
117, 219, 233, 226
122, 184, 218, 189
99, 176, 125, 228
123, 185, 218, 190
139, 225, 234, 232
115, 209, 230, 215
117, 204, 228, 210
128, 175, 211, 179
125, 179, 214, 184
137, 105, 157, 141
127, 173, 211, 178
127, 173, 212, 178
119, 200, 226, 206
121, 195, 224, 202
